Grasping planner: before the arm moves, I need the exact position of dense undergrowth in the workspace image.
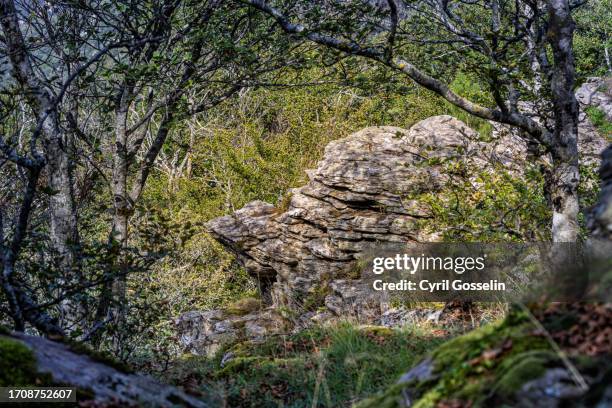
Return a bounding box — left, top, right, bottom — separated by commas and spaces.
165, 322, 452, 407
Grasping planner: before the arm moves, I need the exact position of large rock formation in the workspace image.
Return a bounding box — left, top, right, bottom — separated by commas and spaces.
179, 113, 608, 355
206, 115, 606, 310
208, 116, 507, 310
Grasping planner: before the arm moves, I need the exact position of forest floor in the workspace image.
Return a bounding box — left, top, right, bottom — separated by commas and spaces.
161, 302, 611, 408
164, 321, 453, 407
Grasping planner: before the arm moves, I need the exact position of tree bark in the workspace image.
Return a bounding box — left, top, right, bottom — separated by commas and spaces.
547, 0, 580, 243
92, 84, 133, 340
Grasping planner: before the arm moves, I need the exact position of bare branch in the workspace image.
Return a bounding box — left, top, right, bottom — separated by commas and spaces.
242, 0, 552, 148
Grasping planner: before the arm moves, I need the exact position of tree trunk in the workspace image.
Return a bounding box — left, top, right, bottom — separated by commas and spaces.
93, 86, 133, 341
42, 112, 85, 330
0, 0, 80, 268
547, 0, 580, 243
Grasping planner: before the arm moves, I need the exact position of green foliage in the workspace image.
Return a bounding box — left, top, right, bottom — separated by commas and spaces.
165, 323, 447, 407
574, 0, 612, 79
145, 77, 446, 215
415, 162, 551, 242
447, 73, 494, 139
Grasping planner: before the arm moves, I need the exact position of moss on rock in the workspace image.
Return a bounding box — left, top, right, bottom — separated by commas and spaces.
493, 350, 555, 397
225, 297, 263, 316
356, 309, 560, 408
0, 336, 39, 386
359, 326, 394, 337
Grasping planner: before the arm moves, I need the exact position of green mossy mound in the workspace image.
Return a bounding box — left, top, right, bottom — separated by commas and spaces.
0, 336, 40, 386
357, 306, 610, 408
356, 309, 552, 407
493, 350, 556, 397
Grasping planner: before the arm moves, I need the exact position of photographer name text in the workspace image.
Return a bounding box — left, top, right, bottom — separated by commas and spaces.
372, 279, 506, 292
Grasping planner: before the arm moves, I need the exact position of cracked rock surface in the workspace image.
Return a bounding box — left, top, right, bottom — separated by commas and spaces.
207, 116, 491, 308
206, 115, 606, 309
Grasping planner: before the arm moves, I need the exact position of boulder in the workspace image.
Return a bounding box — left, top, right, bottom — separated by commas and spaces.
207, 117, 501, 311
175, 308, 288, 356
0, 332, 207, 407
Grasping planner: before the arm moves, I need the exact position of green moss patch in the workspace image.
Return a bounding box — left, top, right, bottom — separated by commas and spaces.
493, 350, 556, 397
225, 297, 263, 316
0, 336, 48, 387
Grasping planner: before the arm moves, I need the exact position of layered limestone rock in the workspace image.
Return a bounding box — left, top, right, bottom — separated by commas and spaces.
180, 113, 607, 355
206, 115, 606, 310
207, 116, 497, 311
576, 77, 612, 122
176, 307, 287, 356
